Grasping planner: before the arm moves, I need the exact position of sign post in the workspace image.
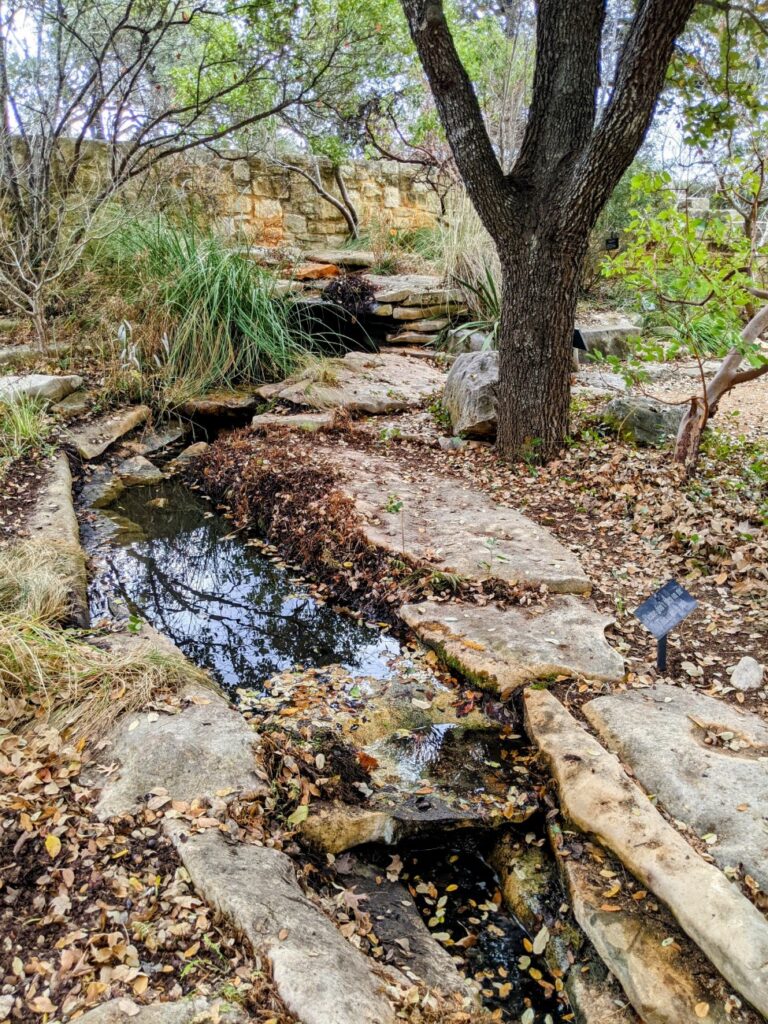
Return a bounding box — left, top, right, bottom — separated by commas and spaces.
634, 580, 698, 672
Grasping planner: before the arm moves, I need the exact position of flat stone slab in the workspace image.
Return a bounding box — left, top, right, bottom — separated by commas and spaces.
80, 467, 125, 509
180, 392, 258, 417
166, 825, 396, 1024
166, 441, 210, 473
563, 855, 731, 1024
52, 389, 95, 420
69, 406, 150, 460
92, 685, 262, 819
76, 998, 246, 1024
320, 444, 590, 593
524, 688, 768, 1019
584, 685, 768, 890
0, 373, 83, 405
363, 274, 462, 307
251, 410, 334, 432
25, 453, 88, 626
306, 248, 376, 268
257, 352, 444, 415
123, 420, 188, 456
400, 598, 624, 693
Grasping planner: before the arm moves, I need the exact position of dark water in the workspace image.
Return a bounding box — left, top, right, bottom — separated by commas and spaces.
85, 480, 400, 691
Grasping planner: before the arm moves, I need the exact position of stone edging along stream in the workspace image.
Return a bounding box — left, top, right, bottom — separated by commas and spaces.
13, 427, 768, 1024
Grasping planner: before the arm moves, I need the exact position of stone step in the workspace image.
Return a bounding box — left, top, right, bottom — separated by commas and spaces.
584, 684, 768, 891
257, 351, 445, 415
524, 688, 768, 1019
399, 597, 624, 695
384, 331, 439, 345
315, 443, 590, 593
180, 392, 258, 418
68, 405, 150, 460
251, 410, 333, 432
306, 248, 376, 268
392, 303, 466, 320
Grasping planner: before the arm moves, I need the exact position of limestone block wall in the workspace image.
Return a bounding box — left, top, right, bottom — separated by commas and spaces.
215, 155, 443, 248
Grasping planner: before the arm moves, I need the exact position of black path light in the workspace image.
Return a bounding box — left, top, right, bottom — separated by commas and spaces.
634, 579, 698, 672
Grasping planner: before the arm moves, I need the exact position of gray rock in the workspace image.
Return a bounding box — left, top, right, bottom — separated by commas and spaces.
116, 455, 165, 487
124, 419, 188, 456
0, 372, 83, 405
572, 368, 628, 398
730, 655, 764, 691
80, 467, 125, 509
442, 350, 498, 437
166, 825, 396, 1024
400, 597, 624, 694
92, 685, 263, 819
52, 389, 94, 420
166, 440, 210, 473
180, 392, 258, 418
251, 410, 333, 433
442, 328, 490, 356
575, 323, 638, 359
75, 998, 245, 1024
68, 406, 150, 460
603, 396, 684, 446
584, 683, 768, 889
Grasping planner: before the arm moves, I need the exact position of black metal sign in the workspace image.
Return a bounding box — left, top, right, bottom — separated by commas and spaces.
634, 580, 698, 671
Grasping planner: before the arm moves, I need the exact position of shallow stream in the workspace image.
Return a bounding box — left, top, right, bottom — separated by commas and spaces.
82, 478, 565, 1022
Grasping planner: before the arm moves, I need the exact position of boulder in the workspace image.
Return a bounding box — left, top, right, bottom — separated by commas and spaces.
442, 350, 498, 437
730, 655, 764, 691
116, 455, 165, 487
603, 396, 684, 446
575, 323, 638, 360
0, 373, 83, 405
442, 328, 491, 355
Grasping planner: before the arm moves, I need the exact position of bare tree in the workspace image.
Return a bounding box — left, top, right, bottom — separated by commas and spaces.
400, 0, 699, 460
0, 0, 346, 344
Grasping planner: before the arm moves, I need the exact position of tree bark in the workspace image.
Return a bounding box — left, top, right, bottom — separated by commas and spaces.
497, 231, 587, 458
400, 0, 698, 461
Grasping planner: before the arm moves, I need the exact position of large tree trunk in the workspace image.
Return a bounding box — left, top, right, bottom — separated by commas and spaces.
497, 232, 586, 459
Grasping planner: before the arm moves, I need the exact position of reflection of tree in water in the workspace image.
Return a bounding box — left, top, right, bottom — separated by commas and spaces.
91, 481, 398, 691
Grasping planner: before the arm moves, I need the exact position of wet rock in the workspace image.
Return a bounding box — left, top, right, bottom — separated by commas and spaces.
730, 655, 764, 691
166, 825, 397, 1024
257, 352, 444, 415
26, 453, 88, 626
167, 441, 210, 473
116, 455, 165, 487
344, 857, 476, 999
443, 350, 498, 437
584, 684, 768, 889
68, 405, 150, 460
92, 684, 263, 819
565, 962, 638, 1024
524, 687, 768, 1018
319, 444, 590, 593
0, 372, 83, 405
602, 396, 684, 446
489, 835, 555, 933
562, 854, 730, 1024
251, 410, 334, 433
400, 598, 624, 693
75, 998, 246, 1024
180, 392, 258, 418
80, 467, 125, 509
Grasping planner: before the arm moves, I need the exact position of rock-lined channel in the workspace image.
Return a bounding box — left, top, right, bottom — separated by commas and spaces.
81, 478, 570, 1021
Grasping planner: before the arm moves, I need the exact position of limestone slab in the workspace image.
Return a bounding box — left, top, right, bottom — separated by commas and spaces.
364, 274, 442, 302
322, 444, 590, 593
80, 467, 126, 509
584, 684, 768, 889
167, 441, 210, 473
26, 453, 88, 626
400, 598, 623, 693
306, 248, 376, 268
0, 373, 83, 405
524, 688, 768, 1018
166, 825, 395, 1024
251, 410, 333, 432
93, 686, 262, 819
69, 406, 150, 460
76, 999, 245, 1024
257, 352, 444, 415
563, 856, 730, 1024
180, 392, 258, 418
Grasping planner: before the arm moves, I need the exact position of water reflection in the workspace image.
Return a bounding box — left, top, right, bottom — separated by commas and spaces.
86, 480, 400, 692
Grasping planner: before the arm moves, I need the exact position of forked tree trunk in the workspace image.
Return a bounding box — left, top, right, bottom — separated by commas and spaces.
497, 233, 587, 459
